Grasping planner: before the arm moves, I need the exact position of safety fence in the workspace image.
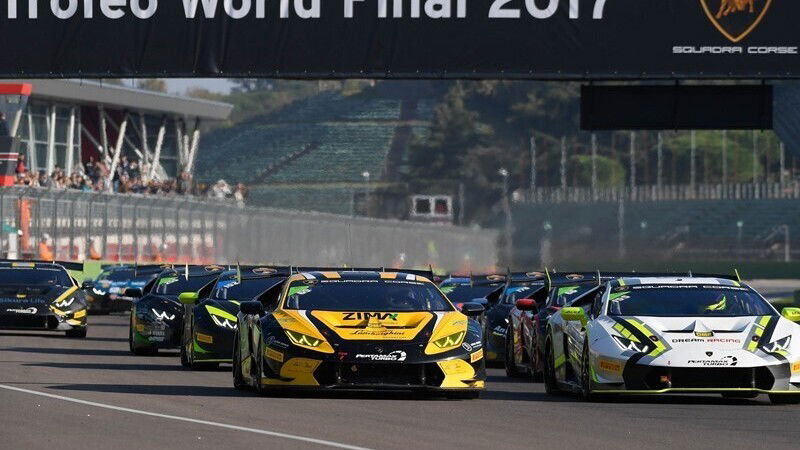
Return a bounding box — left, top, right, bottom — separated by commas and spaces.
522, 182, 800, 204
0, 187, 498, 272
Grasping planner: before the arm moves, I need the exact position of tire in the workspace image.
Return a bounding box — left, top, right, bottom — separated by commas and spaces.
253, 336, 268, 396
530, 345, 544, 383
65, 328, 87, 338
769, 394, 800, 405
186, 323, 218, 370
232, 331, 248, 391
543, 340, 560, 395
504, 327, 524, 378
180, 331, 190, 368
578, 341, 595, 402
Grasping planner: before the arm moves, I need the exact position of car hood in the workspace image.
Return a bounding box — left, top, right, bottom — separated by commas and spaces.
611, 315, 799, 367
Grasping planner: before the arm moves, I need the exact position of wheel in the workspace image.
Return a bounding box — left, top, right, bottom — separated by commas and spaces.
769, 394, 800, 405
530, 344, 544, 383
543, 340, 560, 395
578, 341, 595, 402
186, 324, 218, 370
253, 336, 268, 395
232, 331, 248, 391
65, 328, 87, 338
180, 331, 190, 368
504, 327, 524, 378
129, 312, 156, 356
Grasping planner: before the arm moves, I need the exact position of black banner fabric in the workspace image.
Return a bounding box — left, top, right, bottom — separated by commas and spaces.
0, 0, 797, 78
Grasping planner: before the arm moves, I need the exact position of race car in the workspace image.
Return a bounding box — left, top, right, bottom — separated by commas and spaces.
179, 266, 290, 369
128, 265, 226, 355
439, 274, 506, 309
483, 271, 547, 365
233, 269, 486, 397
544, 275, 800, 404
506, 272, 599, 380
85, 264, 163, 314
0, 260, 88, 338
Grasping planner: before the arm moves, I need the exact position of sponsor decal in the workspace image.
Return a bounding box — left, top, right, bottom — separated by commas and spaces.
487, 275, 506, 282
252, 267, 277, 275
462, 342, 473, 351
792, 361, 800, 374
196, 333, 213, 344
265, 336, 290, 349
700, 0, 771, 43
151, 309, 175, 321
565, 274, 584, 280
470, 349, 484, 363
492, 325, 506, 336
265, 347, 284, 362
462, 340, 482, 352
342, 312, 398, 321
355, 350, 407, 362
695, 331, 714, 338
136, 324, 145, 332
351, 329, 406, 337
599, 358, 623, 375
688, 355, 738, 366
5, 307, 37, 314
672, 338, 741, 344
205, 265, 225, 272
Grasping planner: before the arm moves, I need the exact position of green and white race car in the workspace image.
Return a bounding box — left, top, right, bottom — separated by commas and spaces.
543, 275, 800, 404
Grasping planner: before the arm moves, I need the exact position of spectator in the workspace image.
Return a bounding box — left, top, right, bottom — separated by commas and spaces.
15, 154, 26, 175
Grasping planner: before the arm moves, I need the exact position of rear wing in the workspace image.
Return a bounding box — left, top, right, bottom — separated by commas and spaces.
293, 266, 435, 280
0, 259, 84, 272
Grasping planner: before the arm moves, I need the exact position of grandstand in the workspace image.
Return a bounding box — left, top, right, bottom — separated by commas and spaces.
196, 85, 437, 215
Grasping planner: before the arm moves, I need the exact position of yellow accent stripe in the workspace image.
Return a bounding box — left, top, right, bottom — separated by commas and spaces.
626, 319, 665, 356
618, 279, 626, 286
379, 272, 397, 279
205, 305, 237, 321
554, 354, 566, 368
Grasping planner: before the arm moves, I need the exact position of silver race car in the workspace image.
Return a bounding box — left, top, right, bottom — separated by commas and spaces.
544, 275, 800, 404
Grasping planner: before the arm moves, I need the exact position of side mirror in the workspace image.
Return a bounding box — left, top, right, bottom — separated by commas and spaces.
240, 301, 265, 316
460, 302, 485, 316
515, 299, 537, 311
179, 292, 199, 305
81, 280, 95, 289
124, 287, 143, 298
561, 306, 588, 327
781, 307, 800, 323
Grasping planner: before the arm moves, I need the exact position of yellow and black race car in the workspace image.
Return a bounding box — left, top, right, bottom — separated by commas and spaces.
0, 260, 88, 337
233, 269, 486, 397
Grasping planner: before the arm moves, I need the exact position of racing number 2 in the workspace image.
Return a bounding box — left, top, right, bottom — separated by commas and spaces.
489, 0, 607, 19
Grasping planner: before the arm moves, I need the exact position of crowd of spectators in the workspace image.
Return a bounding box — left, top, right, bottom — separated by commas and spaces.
13, 154, 247, 206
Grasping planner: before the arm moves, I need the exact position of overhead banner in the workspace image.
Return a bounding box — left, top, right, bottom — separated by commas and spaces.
0, 0, 797, 78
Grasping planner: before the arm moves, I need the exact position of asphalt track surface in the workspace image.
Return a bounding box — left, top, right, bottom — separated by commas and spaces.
1, 315, 798, 450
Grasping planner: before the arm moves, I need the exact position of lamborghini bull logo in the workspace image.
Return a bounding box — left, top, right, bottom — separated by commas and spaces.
700, 0, 772, 43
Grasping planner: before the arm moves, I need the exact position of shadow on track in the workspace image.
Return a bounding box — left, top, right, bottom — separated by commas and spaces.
50, 383, 254, 398
1, 347, 131, 357
23, 362, 187, 372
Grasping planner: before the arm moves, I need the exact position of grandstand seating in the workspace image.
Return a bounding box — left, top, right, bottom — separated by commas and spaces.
196, 86, 437, 213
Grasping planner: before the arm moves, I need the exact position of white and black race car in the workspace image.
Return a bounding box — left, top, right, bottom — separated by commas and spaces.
543, 275, 800, 404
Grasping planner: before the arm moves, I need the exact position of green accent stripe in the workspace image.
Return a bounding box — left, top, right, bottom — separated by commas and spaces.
554, 354, 566, 369
206, 305, 238, 321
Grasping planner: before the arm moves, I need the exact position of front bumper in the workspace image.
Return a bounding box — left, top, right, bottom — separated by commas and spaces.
259, 349, 486, 391
132, 318, 181, 348
192, 326, 236, 362
0, 310, 87, 331
593, 360, 800, 395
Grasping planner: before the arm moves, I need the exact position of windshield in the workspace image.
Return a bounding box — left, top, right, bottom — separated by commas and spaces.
552, 284, 597, 307
211, 277, 284, 301
0, 268, 71, 286
607, 285, 775, 317
153, 274, 217, 296
100, 270, 135, 282
503, 282, 543, 304
441, 284, 500, 303
284, 279, 453, 311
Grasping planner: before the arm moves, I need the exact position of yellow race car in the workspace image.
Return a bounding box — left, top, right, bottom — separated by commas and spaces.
233, 269, 486, 397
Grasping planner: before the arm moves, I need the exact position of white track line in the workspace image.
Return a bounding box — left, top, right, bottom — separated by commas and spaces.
0, 384, 372, 450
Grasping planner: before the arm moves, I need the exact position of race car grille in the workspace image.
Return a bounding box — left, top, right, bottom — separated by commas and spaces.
627, 365, 774, 390
0, 315, 49, 329
316, 362, 445, 388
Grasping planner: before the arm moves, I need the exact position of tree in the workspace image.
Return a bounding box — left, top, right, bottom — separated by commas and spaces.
136, 79, 167, 93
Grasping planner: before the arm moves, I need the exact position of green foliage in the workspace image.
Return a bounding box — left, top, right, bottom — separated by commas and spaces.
571, 154, 626, 188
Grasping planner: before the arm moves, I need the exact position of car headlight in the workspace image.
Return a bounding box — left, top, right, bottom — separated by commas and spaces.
211, 315, 237, 330
285, 329, 323, 347
612, 335, 651, 353
54, 298, 75, 308
92, 288, 106, 295
763, 336, 792, 354
433, 331, 466, 349
151, 308, 176, 321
